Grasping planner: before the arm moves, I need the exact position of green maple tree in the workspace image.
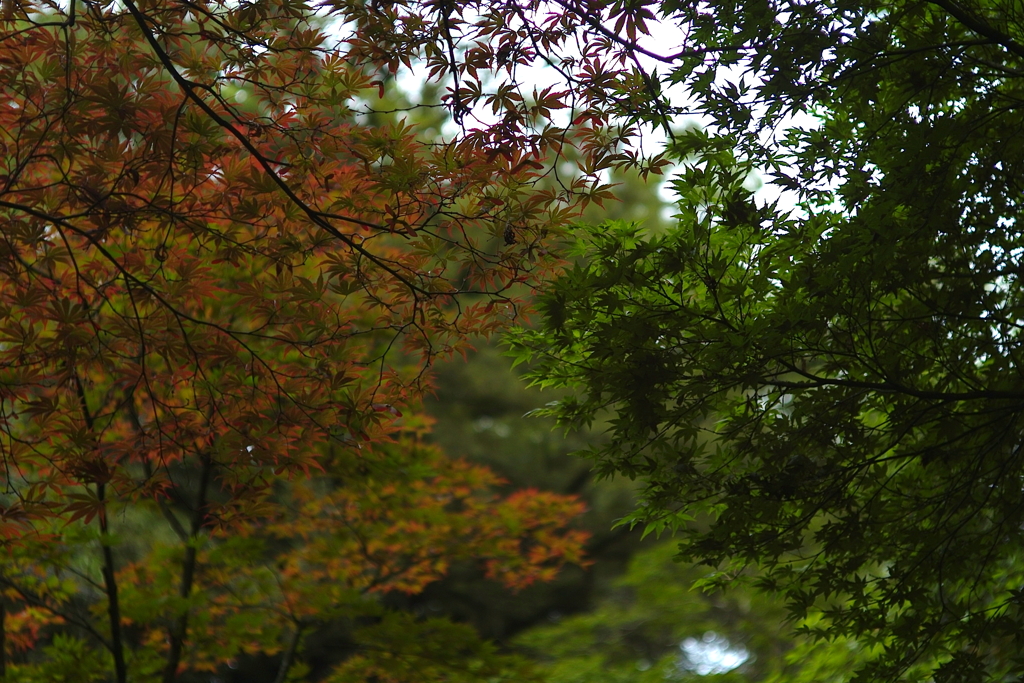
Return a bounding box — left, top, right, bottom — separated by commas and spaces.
510, 0, 1024, 681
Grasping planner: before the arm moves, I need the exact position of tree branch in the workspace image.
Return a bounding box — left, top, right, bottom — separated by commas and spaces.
73, 370, 128, 683
162, 452, 214, 683
928, 0, 1024, 60
273, 623, 304, 683
97, 481, 127, 683
117, 0, 439, 300
771, 361, 1024, 403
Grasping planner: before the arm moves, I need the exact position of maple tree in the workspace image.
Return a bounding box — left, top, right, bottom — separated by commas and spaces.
509, 0, 1024, 681
0, 0, 672, 678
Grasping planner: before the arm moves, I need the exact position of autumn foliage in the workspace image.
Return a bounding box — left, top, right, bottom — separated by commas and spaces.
0, 0, 666, 677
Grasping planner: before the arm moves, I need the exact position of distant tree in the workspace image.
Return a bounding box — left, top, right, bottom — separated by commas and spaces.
510, 1, 1024, 680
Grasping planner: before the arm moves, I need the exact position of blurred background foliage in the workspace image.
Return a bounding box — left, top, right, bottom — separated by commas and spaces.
408, 162, 808, 683
514, 542, 795, 683
415, 155, 675, 640
220, 76, 797, 682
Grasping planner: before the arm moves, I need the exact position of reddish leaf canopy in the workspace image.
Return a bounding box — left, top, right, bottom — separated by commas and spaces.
0, 0, 665, 492
0, 0, 665, 678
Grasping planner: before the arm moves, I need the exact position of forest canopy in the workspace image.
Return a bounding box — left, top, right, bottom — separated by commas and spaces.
4, 0, 1024, 680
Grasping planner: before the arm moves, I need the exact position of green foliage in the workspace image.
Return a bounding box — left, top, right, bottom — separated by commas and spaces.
326, 613, 538, 683
516, 541, 793, 683
10, 635, 109, 683
510, 0, 1024, 680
